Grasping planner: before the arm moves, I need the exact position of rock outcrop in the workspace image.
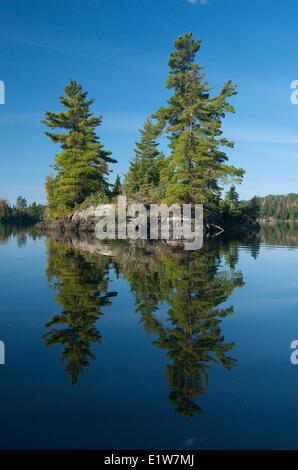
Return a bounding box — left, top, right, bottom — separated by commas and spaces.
35, 205, 260, 238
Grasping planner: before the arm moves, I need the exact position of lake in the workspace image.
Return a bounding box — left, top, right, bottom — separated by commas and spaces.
0, 222, 298, 450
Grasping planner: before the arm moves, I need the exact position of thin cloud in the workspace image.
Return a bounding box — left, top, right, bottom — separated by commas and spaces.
0, 112, 42, 126
187, 0, 208, 4
224, 124, 298, 145
0, 32, 165, 70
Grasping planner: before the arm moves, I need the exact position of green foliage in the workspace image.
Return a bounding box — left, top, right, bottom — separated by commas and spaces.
124, 118, 165, 199
237, 193, 298, 221
152, 33, 244, 206
75, 190, 109, 210
225, 185, 239, 208
257, 193, 298, 220
221, 185, 241, 217
239, 196, 261, 220
219, 187, 261, 221
16, 196, 27, 210
39, 36, 248, 218
42, 80, 116, 218
111, 173, 122, 197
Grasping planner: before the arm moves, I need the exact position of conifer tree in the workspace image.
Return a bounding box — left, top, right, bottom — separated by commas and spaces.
225, 185, 239, 211
42, 80, 116, 218
16, 196, 27, 210
152, 33, 244, 206
125, 118, 164, 194
241, 195, 261, 220
111, 173, 122, 197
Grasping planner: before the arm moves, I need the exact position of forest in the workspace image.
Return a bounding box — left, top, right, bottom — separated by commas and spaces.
0, 196, 45, 224
257, 193, 298, 220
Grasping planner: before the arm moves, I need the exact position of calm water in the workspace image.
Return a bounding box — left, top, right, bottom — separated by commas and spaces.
0, 222, 298, 449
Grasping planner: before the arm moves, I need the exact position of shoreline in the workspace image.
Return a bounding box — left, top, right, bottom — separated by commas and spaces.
35, 205, 260, 240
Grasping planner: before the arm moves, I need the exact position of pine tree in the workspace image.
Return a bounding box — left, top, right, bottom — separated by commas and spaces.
125, 118, 164, 195
153, 33, 244, 206
111, 173, 122, 197
42, 80, 116, 218
245, 196, 260, 219
0, 199, 10, 221
225, 185, 239, 208
16, 196, 27, 210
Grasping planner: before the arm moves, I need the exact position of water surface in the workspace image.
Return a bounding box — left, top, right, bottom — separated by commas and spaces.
0, 223, 298, 449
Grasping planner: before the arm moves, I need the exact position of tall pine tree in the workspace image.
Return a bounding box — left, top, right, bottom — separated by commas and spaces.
153, 33, 244, 206
125, 118, 164, 196
42, 80, 116, 218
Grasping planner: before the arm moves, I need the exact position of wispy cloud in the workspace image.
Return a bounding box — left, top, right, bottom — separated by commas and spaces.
0, 112, 42, 127
224, 124, 298, 145
0, 32, 164, 70
187, 0, 208, 4
0, 32, 71, 54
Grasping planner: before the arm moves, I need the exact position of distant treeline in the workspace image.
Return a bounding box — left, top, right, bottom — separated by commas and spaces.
257, 193, 298, 220
0, 196, 45, 224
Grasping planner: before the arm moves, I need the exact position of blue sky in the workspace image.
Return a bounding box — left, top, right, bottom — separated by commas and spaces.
1, 0, 298, 204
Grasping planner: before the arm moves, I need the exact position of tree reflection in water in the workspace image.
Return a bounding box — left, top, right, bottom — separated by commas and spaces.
42, 233, 264, 415
117, 242, 245, 416
43, 239, 117, 385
